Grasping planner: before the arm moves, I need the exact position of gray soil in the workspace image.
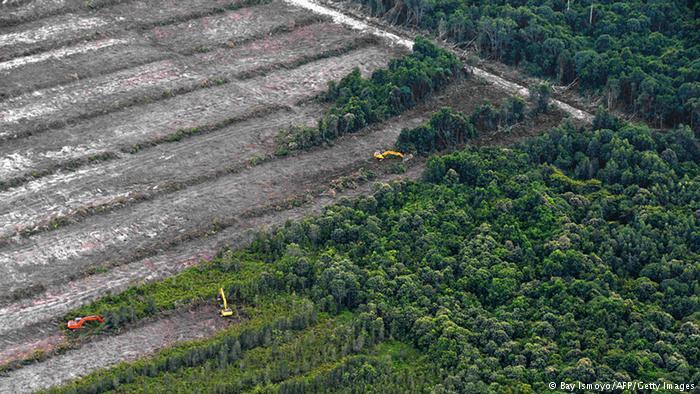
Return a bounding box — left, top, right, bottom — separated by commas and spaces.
0, 23, 380, 185
0, 5, 336, 139
0, 0, 252, 59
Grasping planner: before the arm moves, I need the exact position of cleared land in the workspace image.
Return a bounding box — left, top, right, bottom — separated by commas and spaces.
0, 0, 589, 389
0, 0, 407, 380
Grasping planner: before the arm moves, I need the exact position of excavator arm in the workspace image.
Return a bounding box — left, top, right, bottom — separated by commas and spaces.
374, 150, 404, 160
67, 315, 104, 330
218, 288, 233, 317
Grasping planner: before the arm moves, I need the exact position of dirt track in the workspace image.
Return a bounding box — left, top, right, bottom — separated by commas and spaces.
0, 0, 592, 389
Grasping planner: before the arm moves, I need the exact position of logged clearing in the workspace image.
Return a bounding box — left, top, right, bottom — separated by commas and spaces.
0, 0, 592, 389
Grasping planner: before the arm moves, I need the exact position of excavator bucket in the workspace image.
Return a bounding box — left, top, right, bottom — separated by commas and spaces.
220, 308, 234, 317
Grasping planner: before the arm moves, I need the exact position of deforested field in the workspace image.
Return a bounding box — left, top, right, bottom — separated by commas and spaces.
0, 0, 409, 386
0, 0, 402, 296
0, 0, 606, 391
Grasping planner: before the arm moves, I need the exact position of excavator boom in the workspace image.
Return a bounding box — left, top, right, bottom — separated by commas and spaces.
218, 287, 233, 317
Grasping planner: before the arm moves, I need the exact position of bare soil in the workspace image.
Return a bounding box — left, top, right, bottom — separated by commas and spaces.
0, 7, 336, 139
0, 0, 254, 60
0, 0, 133, 28
0, 46, 395, 241
0, 35, 170, 100
0, 21, 378, 181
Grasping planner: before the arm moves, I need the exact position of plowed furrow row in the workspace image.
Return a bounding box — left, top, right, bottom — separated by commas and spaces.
0, 0, 134, 28
0, 0, 256, 62
0, 99, 421, 299
0, 14, 108, 61
0, 104, 323, 239
0, 42, 390, 198
0, 35, 171, 100
0, 7, 328, 139
149, 2, 311, 53
0, 3, 323, 101
0, 23, 374, 189
0, 41, 390, 184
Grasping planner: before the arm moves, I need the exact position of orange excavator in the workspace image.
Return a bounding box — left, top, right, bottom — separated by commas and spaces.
67, 315, 104, 330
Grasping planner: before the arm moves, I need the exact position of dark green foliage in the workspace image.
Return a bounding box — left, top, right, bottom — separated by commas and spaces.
252, 119, 699, 391
267, 343, 438, 394
529, 82, 553, 114
348, 0, 700, 129
396, 96, 527, 154
325, 36, 461, 130
277, 37, 462, 153
396, 107, 476, 154
500, 95, 527, 125
592, 107, 623, 132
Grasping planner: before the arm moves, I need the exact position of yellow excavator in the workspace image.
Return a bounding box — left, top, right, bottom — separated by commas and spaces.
373, 150, 404, 160
218, 287, 233, 317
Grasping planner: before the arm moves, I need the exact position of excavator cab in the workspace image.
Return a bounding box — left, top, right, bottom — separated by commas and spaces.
374, 150, 404, 161
67, 315, 104, 330
218, 287, 234, 317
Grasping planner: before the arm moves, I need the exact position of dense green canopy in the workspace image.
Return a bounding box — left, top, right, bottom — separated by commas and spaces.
253, 119, 700, 391
351, 0, 700, 129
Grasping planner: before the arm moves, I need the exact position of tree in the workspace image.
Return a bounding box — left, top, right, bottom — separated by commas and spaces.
529, 83, 553, 114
